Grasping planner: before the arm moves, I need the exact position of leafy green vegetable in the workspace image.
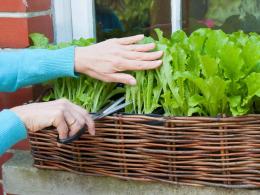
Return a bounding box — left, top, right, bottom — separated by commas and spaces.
29, 33, 49, 48
30, 29, 260, 116
125, 36, 162, 114
126, 28, 260, 116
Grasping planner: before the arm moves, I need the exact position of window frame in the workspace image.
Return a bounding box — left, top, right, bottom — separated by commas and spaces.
70, 0, 96, 40
53, 0, 181, 42
52, 0, 73, 43
171, 0, 182, 31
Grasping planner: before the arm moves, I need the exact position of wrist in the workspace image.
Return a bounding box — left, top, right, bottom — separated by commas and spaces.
10, 106, 26, 123
74, 47, 85, 73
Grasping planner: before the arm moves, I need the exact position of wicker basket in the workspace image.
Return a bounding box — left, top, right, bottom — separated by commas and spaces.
29, 114, 260, 189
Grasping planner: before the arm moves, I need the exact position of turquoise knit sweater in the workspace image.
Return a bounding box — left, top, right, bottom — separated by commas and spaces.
0, 47, 76, 155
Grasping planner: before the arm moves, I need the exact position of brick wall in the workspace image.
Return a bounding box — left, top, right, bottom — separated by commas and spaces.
0, 0, 53, 48
0, 1, 54, 194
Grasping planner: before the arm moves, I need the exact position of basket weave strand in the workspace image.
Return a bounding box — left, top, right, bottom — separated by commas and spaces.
29, 114, 260, 189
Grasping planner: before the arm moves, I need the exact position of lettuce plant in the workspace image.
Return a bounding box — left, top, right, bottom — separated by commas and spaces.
125, 29, 260, 116
30, 29, 260, 117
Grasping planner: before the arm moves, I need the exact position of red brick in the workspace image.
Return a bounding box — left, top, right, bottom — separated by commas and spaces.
28, 15, 53, 43
12, 139, 30, 150
0, 15, 53, 48
0, 0, 51, 12
0, 153, 13, 179
0, 85, 46, 109
0, 87, 33, 109
0, 17, 28, 48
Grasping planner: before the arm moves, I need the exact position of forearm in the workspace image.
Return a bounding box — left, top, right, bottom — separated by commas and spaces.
0, 47, 76, 92
0, 110, 27, 155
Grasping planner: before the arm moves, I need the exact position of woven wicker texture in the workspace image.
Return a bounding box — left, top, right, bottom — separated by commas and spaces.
29, 114, 260, 189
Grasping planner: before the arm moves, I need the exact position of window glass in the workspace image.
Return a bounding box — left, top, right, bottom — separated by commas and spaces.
182, 0, 260, 34
95, 0, 172, 41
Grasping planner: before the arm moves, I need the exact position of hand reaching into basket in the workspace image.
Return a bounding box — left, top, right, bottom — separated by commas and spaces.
74, 35, 163, 85
11, 99, 95, 139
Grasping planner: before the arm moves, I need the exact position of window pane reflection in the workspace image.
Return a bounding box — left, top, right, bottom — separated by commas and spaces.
182, 0, 260, 34
95, 0, 172, 41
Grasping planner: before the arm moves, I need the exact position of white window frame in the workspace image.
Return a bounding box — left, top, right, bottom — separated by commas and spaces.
52, 0, 73, 43
53, 0, 181, 42
171, 0, 182, 32
70, 0, 96, 40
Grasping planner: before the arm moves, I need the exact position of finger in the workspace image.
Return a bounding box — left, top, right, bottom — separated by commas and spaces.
122, 50, 163, 61
116, 59, 162, 71
67, 110, 86, 137
84, 69, 113, 82
84, 113, 95, 136
69, 104, 95, 136
82, 68, 133, 86
125, 43, 156, 52
86, 68, 137, 85
104, 73, 137, 85
54, 115, 69, 140
117, 34, 144, 45
63, 110, 77, 126
65, 101, 96, 136
66, 101, 89, 119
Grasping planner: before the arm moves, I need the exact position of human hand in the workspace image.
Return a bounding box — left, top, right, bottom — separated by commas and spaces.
74, 35, 163, 85
11, 99, 95, 139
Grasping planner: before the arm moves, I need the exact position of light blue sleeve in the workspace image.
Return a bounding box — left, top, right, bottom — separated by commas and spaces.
0, 110, 27, 155
0, 46, 76, 92
0, 47, 76, 155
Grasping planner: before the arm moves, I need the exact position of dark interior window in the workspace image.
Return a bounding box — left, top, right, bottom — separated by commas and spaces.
95, 0, 172, 41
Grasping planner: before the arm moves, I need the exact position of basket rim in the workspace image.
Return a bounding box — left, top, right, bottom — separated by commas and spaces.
105, 113, 260, 121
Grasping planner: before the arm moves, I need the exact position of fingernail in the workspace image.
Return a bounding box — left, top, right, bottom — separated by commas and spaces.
139, 34, 144, 37
129, 79, 137, 85
149, 43, 156, 48
157, 60, 163, 65
155, 51, 163, 55
156, 60, 163, 67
